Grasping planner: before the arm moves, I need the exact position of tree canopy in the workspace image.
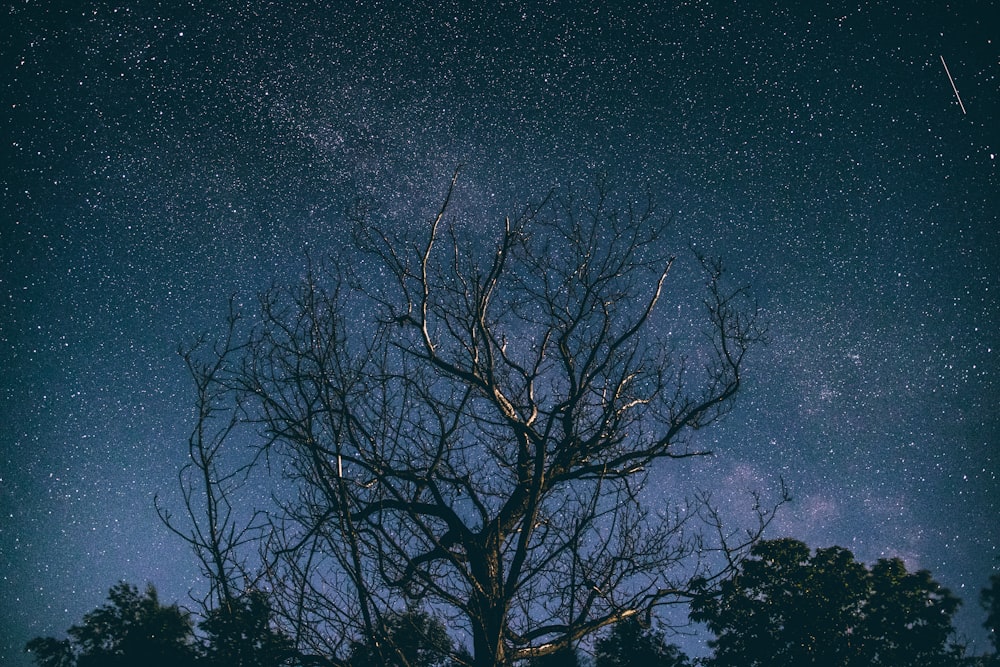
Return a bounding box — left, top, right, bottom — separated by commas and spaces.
593, 617, 690, 667
25, 583, 296, 667
346, 608, 454, 667
198, 590, 295, 667
26, 582, 198, 667
690, 538, 965, 667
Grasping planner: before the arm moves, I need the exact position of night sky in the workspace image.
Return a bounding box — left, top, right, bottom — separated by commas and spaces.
2, 1, 997, 664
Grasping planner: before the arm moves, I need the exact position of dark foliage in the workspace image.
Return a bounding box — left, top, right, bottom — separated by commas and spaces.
594, 617, 690, 667
690, 538, 965, 667
22, 638, 75, 667
26, 583, 298, 667
199, 590, 296, 667
26, 582, 198, 667
347, 609, 453, 667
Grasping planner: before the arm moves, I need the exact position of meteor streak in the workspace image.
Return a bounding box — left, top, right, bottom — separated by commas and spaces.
939, 55, 967, 115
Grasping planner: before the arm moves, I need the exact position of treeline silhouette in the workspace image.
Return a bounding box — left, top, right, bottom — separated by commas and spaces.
27, 538, 1000, 667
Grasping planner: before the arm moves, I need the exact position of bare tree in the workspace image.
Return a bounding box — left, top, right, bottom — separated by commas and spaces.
176, 171, 783, 667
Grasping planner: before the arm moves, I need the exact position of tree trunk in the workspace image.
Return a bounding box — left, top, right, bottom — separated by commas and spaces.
471, 595, 508, 667
470, 535, 509, 667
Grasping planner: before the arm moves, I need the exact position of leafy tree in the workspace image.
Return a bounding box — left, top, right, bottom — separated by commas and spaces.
199, 590, 296, 667
347, 608, 454, 667
26, 582, 198, 667
594, 617, 690, 667
862, 558, 963, 666
173, 173, 781, 667
23, 638, 75, 667
690, 538, 964, 667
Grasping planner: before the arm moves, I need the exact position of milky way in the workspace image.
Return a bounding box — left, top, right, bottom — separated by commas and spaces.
2, 2, 997, 663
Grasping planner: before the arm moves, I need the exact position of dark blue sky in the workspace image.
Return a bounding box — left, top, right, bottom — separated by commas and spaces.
2, 1, 997, 664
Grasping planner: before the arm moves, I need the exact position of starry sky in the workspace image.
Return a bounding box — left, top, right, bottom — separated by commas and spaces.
1, 1, 997, 664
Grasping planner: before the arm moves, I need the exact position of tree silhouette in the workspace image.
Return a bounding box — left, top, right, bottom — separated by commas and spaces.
199, 590, 296, 667
171, 172, 782, 667
861, 558, 964, 666
26, 582, 199, 667
23, 638, 74, 667
690, 538, 965, 667
346, 608, 453, 667
594, 617, 690, 667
